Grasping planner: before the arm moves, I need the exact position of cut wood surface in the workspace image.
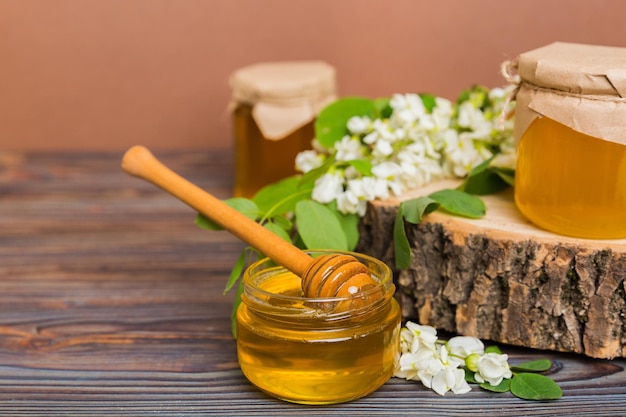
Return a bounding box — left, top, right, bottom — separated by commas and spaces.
2, 151, 626, 416
358, 179, 626, 360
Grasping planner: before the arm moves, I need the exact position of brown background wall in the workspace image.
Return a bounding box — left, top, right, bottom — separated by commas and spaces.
1, 0, 625, 152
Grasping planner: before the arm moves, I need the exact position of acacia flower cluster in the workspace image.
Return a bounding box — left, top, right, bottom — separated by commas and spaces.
394, 321, 512, 396
295, 86, 515, 216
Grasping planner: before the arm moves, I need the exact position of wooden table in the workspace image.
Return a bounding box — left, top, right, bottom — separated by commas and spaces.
1, 150, 626, 416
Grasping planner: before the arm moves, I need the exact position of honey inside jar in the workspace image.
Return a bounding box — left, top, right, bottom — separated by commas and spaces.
232, 104, 315, 198
236, 252, 400, 405
515, 116, 626, 239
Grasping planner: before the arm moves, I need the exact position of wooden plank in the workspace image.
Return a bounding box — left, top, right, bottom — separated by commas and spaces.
1, 150, 626, 416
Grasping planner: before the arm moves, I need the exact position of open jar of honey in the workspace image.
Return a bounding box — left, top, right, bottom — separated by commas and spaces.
236, 250, 400, 405
509, 42, 626, 239
229, 62, 337, 198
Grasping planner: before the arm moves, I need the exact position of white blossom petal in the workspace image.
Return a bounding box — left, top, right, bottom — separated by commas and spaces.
347, 116, 371, 135
295, 150, 323, 173
312, 172, 344, 204
475, 352, 512, 386
448, 336, 485, 359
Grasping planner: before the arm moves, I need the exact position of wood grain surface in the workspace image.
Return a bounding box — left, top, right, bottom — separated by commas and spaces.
1, 151, 626, 416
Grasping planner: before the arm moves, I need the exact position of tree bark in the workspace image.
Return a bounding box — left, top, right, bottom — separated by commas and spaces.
357, 180, 626, 359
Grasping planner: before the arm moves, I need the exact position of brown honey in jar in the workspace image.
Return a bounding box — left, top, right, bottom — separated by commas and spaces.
236, 250, 400, 405
509, 42, 626, 239
229, 62, 337, 198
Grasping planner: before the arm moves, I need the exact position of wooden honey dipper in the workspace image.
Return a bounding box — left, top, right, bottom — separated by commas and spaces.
121, 146, 381, 302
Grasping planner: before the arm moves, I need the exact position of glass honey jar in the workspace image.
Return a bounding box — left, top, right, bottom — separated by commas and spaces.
236, 250, 400, 405
509, 42, 626, 239
229, 62, 337, 198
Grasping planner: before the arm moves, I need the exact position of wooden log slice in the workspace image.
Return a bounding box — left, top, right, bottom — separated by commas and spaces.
356, 179, 626, 359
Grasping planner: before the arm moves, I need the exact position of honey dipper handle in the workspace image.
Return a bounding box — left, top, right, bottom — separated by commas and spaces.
122, 145, 312, 277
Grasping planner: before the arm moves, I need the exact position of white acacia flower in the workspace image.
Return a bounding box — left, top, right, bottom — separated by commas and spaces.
347, 116, 372, 135
390, 93, 426, 126
371, 161, 403, 181
416, 349, 446, 389
299, 85, 514, 219
334, 135, 365, 161
336, 189, 366, 216
372, 138, 394, 157
443, 131, 483, 177
373, 119, 397, 142
399, 327, 415, 354
447, 336, 485, 359
474, 352, 513, 386
294, 150, 323, 173
394, 353, 419, 380
398, 346, 435, 372
312, 172, 344, 204
395, 329, 474, 396
386, 177, 406, 197
457, 101, 491, 136
414, 344, 471, 396
404, 322, 438, 352
347, 177, 390, 202
397, 153, 443, 189
431, 367, 472, 396
431, 98, 453, 129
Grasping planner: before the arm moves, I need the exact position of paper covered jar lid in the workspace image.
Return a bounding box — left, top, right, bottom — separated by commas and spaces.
229, 61, 337, 140
511, 42, 626, 145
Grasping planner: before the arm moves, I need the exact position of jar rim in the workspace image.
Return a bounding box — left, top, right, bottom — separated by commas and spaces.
241, 250, 394, 316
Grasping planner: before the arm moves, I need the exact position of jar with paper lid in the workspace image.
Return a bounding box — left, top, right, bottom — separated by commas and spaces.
508, 42, 626, 239
229, 61, 337, 198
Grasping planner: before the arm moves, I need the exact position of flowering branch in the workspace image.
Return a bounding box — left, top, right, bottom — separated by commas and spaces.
395, 322, 562, 400
295, 85, 517, 217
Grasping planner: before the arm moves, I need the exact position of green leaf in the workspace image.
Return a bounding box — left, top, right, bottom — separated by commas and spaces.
320, 201, 358, 250
428, 189, 486, 218
346, 159, 373, 176
510, 373, 562, 400
224, 250, 247, 294
393, 197, 440, 269
394, 207, 411, 269
464, 368, 478, 383
225, 249, 252, 339
480, 378, 511, 393
456, 88, 471, 104
458, 165, 511, 195
315, 97, 377, 148
511, 359, 553, 373
294, 200, 348, 250
195, 198, 258, 230
253, 176, 301, 214
401, 197, 440, 224
263, 222, 292, 243
230, 279, 244, 338
495, 167, 515, 187
268, 214, 293, 232
373, 97, 392, 118
420, 93, 437, 113
332, 208, 360, 251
